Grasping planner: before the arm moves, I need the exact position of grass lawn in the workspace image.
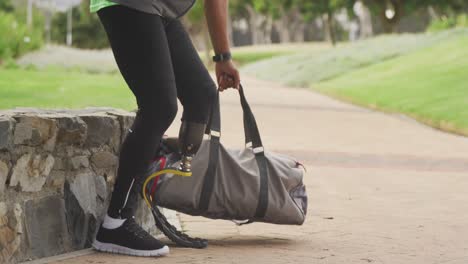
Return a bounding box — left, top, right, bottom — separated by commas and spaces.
0, 68, 135, 110
232, 42, 329, 66
1, 42, 326, 111
316, 32, 468, 136
242, 29, 466, 87
2, 31, 467, 136
241, 28, 468, 136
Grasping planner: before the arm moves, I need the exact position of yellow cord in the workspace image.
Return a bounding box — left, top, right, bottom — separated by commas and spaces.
142, 168, 192, 208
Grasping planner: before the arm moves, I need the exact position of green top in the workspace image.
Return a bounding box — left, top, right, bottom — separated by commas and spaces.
90, 0, 118, 13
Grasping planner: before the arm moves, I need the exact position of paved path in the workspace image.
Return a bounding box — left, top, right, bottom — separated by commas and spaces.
46, 76, 468, 264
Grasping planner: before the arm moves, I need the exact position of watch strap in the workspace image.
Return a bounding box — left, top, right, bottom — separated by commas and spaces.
212, 52, 232, 62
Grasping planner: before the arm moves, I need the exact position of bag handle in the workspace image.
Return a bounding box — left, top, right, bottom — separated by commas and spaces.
239, 84, 263, 151
205, 84, 264, 152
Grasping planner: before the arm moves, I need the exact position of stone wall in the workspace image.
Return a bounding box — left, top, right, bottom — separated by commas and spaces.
0, 108, 173, 263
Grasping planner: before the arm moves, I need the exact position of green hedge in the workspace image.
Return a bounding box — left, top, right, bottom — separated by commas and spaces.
0, 12, 43, 63
428, 14, 468, 32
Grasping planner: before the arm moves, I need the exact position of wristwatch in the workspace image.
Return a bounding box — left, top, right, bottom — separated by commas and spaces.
212, 52, 232, 62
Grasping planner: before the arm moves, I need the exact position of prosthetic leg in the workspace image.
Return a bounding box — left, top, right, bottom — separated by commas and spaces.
142, 121, 208, 249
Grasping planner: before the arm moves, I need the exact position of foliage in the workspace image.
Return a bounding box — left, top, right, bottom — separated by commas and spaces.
52, 0, 108, 49
0, 0, 14, 13
187, 0, 204, 23
428, 16, 458, 32
361, 0, 468, 33
428, 14, 468, 32
0, 11, 43, 63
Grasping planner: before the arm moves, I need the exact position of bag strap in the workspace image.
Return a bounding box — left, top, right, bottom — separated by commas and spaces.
199, 91, 220, 211
199, 85, 269, 219
204, 90, 221, 136
238, 85, 268, 218
239, 84, 263, 150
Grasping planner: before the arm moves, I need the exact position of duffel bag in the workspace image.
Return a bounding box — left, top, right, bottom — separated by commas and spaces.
149, 85, 307, 225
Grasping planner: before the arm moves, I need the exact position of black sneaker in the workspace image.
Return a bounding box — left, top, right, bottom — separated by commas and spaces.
92, 217, 169, 257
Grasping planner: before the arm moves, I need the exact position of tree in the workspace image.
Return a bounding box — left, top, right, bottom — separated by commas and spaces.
360, 0, 404, 33
185, 0, 212, 63
424, 0, 468, 17
362, 0, 468, 34
229, 0, 276, 44
0, 0, 14, 13
353, 0, 373, 38
52, 0, 109, 49
270, 0, 307, 43
300, 0, 350, 45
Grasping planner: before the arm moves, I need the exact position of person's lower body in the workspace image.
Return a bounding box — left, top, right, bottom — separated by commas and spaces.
93, 5, 217, 256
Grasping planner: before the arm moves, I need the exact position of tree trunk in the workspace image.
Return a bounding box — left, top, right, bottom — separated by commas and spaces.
245, 4, 260, 45
427, 5, 439, 21
44, 10, 52, 44
277, 6, 291, 43
354, 0, 373, 39
274, 15, 291, 43
66, 7, 73, 46
290, 7, 305, 42
326, 10, 336, 46
245, 5, 273, 44
27, 0, 33, 30
380, 0, 403, 33
262, 15, 273, 44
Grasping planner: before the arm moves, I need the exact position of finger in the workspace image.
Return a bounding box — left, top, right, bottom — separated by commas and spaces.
225, 76, 234, 88
234, 71, 240, 90
219, 75, 227, 91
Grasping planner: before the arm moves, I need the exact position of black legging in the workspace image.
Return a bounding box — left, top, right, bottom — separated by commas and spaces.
98, 5, 217, 218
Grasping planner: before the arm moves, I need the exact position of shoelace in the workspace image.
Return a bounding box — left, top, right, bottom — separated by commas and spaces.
125, 218, 154, 240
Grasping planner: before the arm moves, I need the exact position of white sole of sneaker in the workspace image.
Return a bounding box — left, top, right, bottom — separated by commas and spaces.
92, 240, 170, 257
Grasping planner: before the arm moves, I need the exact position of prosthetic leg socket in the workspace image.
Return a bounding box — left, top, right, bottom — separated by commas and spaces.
177, 121, 206, 172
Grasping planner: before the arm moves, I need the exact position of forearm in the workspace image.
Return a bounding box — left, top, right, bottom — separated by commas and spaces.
204, 0, 230, 54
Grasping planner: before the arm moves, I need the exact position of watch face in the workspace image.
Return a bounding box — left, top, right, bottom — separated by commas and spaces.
213, 53, 231, 62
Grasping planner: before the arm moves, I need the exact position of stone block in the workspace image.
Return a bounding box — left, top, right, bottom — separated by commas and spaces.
9, 154, 55, 192
70, 156, 90, 170
0, 202, 22, 263
13, 116, 57, 151
0, 202, 7, 226
79, 114, 120, 151
0, 234, 20, 263
55, 116, 87, 146
95, 175, 107, 201
64, 182, 97, 249
0, 117, 15, 150
52, 157, 67, 170
91, 151, 118, 169
13, 203, 22, 233
69, 172, 97, 216
46, 170, 66, 189
24, 196, 68, 258
107, 110, 135, 143
0, 225, 15, 247
0, 216, 7, 227
0, 161, 8, 194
